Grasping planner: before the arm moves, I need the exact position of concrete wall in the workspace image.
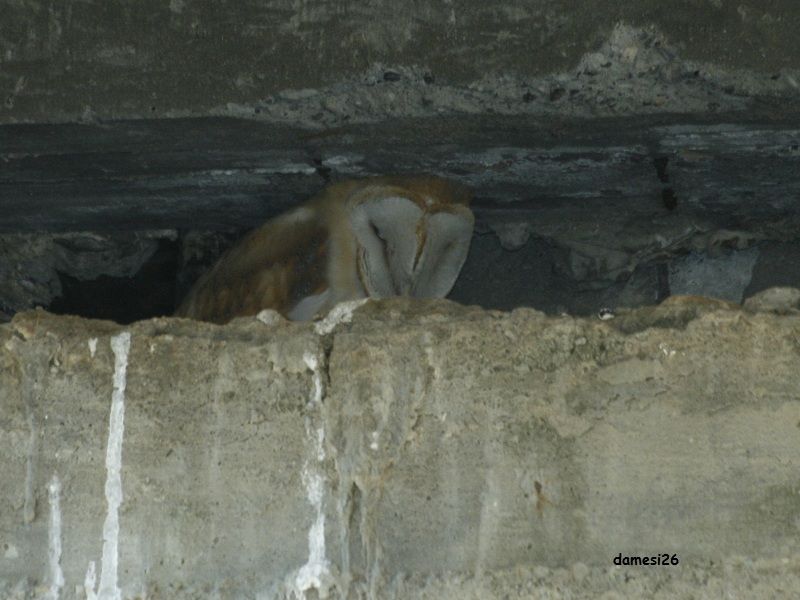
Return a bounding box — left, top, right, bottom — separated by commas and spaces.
2, 293, 800, 598
2, 1, 799, 124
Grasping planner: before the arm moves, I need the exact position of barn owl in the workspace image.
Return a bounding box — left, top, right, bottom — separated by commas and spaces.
175, 175, 474, 323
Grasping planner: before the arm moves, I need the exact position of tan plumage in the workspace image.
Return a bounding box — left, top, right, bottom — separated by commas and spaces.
175, 175, 474, 323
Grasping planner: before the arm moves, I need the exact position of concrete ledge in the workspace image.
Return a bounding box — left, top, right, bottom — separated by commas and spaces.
1, 296, 799, 598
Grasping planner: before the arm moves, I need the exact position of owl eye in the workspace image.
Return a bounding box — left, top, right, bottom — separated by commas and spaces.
369, 221, 386, 242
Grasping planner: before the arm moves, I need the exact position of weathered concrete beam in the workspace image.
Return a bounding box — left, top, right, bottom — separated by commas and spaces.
1, 294, 799, 598
1, 312, 324, 599
2, 4, 799, 125
2, 115, 799, 233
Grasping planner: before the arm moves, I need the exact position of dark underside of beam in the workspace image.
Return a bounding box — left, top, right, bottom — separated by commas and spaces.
2, 111, 799, 232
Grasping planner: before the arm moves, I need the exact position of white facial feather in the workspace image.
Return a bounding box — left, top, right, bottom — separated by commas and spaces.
349, 195, 472, 301
350, 196, 423, 297
411, 211, 473, 298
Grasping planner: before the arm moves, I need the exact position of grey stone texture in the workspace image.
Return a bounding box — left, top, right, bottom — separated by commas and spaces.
2, 295, 800, 598
1, 3, 799, 125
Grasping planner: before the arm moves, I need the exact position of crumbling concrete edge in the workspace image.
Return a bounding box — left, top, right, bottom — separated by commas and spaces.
266, 288, 800, 599
4, 288, 800, 599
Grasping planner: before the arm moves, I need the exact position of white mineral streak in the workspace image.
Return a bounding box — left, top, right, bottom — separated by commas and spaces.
313, 425, 325, 462
23, 411, 36, 524
303, 353, 323, 407
313, 298, 369, 336
47, 474, 64, 600
475, 462, 501, 580
85, 331, 131, 600
294, 463, 329, 596
291, 352, 331, 598
84, 562, 97, 600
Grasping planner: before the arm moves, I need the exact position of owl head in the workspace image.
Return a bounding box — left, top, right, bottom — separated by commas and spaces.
344, 175, 474, 300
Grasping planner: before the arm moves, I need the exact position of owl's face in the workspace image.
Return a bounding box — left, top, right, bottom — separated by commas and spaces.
348, 190, 474, 300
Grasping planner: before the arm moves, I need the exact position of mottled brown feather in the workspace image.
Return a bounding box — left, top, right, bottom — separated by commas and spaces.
175, 175, 472, 324
175, 212, 329, 323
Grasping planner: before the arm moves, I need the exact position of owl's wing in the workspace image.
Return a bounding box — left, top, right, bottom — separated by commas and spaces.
175, 210, 330, 323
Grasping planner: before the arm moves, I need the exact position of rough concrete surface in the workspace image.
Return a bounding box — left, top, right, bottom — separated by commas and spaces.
1, 293, 800, 598
2, 2, 800, 126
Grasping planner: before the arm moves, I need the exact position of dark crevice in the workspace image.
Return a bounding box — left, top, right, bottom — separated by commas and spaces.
343, 481, 365, 585
48, 238, 180, 324
662, 187, 678, 210
653, 156, 670, 183
311, 156, 332, 182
